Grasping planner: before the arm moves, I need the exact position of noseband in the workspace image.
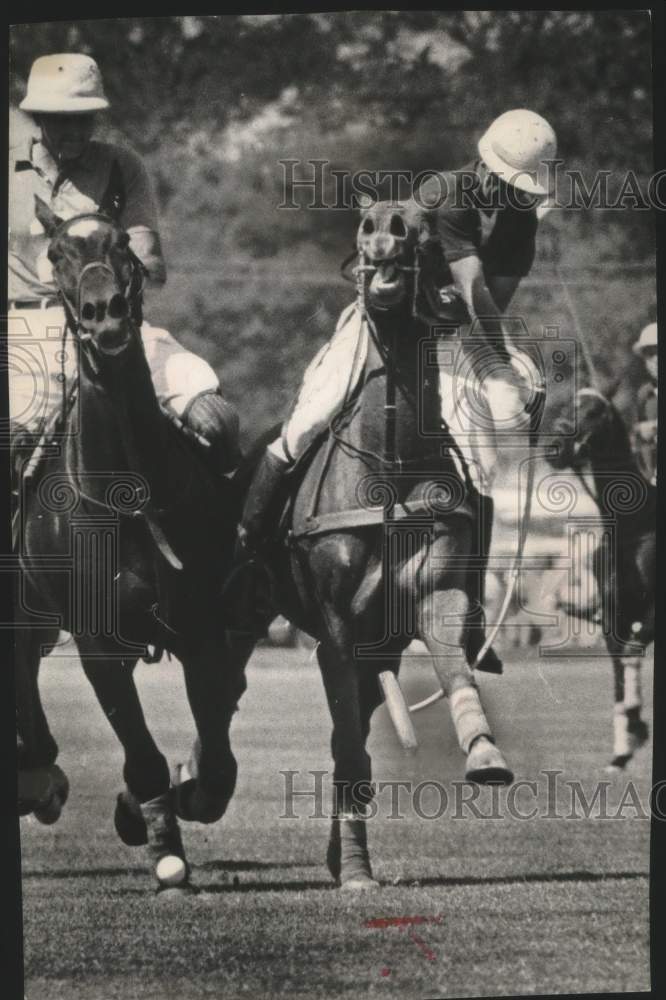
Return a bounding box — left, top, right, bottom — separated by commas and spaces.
53, 212, 146, 347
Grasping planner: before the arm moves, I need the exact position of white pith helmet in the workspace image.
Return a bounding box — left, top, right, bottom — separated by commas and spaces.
633, 322, 658, 355
19, 53, 109, 113
478, 109, 557, 196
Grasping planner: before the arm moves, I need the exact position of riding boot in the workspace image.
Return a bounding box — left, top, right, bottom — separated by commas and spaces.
224, 448, 290, 638
237, 448, 290, 554
467, 493, 503, 675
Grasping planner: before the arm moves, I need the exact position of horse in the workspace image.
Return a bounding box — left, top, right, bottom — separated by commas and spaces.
13, 197, 253, 891
547, 386, 654, 769
252, 198, 514, 889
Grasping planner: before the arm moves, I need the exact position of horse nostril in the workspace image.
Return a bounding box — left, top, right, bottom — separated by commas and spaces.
81, 302, 95, 322
107, 294, 128, 320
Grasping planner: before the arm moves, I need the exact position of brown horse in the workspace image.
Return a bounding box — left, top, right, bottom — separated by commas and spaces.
254, 199, 513, 889
548, 386, 654, 768
14, 198, 253, 891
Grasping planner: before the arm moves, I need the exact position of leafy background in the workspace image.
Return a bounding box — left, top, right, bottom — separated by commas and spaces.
9, 12, 657, 447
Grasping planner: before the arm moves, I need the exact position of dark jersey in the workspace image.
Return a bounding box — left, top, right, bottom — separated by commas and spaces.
418, 159, 538, 281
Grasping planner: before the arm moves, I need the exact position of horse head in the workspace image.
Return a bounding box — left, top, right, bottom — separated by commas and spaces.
548, 385, 621, 470
355, 198, 438, 315
34, 195, 144, 363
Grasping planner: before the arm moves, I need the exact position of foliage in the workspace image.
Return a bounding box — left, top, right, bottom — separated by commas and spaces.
9, 12, 656, 442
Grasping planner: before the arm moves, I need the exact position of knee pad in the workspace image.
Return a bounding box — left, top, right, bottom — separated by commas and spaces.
182, 390, 241, 472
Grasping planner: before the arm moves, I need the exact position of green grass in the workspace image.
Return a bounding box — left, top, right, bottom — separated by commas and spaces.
21, 646, 652, 999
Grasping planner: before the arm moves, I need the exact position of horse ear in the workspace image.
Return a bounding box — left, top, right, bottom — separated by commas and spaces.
34, 195, 63, 238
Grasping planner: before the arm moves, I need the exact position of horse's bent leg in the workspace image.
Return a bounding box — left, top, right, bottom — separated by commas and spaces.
15, 628, 70, 822
318, 641, 379, 890
81, 657, 170, 802
175, 637, 251, 824
80, 655, 190, 887
417, 527, 512, 784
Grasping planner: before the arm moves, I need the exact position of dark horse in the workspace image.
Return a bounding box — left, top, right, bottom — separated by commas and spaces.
14, 198, 252, 890
548, 386, 654, 768
254, 199, 512, 889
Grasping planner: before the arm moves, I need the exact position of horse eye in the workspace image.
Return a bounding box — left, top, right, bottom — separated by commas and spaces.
390, 215, 407, 237
362, 218, 374, 234
81, 303, 95, 322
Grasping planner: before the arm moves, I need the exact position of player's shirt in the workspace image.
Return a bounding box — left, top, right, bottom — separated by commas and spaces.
418, 159, 538, 281
9, 135, 165, 301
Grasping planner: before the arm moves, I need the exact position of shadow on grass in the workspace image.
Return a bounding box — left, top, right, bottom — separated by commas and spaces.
23, 866, 648, 894
23, 858, 319, 880
190, 868, 649, 895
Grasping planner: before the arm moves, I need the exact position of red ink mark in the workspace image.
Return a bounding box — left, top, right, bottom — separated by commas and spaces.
364, 915, 442, 929
364, 915, 443, 973
407, 929, 436, 962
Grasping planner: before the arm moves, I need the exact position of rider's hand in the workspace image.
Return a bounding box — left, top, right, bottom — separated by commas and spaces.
509, 350, 546, 395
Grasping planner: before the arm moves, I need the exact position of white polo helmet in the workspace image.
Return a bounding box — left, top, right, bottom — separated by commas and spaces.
19, 53, 109, 113
478, 109, 557, 196
633, 322, 658, 355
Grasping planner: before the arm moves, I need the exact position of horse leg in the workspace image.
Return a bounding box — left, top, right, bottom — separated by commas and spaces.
417, 524, 513, 784
173, 636, 251, 824
609, 651, 649, 770
318, 638, 380, 891
80, 653, 189, 889
15, 626, 70, 823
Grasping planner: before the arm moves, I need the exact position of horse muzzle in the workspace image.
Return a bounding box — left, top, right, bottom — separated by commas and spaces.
367, 260, 407, 307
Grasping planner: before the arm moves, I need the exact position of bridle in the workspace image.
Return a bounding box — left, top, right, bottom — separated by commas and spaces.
53, 211, 147, 353
47, 213, 183, 572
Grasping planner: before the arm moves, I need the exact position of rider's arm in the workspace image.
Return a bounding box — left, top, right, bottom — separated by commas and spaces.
449, 255, 512, 362
116, 147, 167, 288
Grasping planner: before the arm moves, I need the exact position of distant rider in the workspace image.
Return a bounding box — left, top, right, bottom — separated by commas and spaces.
9, 53, 239, 473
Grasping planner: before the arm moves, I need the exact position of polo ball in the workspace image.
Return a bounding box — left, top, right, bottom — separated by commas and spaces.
156, 854, 187, 887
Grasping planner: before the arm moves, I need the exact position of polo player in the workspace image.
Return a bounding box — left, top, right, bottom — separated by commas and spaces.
9, 53, 239, 473
238, 109, 556, 664
632, 321, 658, 485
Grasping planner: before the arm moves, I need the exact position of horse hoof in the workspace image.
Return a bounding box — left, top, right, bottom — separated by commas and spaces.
340, 875, 380, 891
606, 757, 630, 772
33, 766, 70, 825
465, 737, 513, 785
628, 718, 649, 748
114, 791, 148, 846
18, 769, 55, 817
171, 763, 235, 825
33, 794, 64, 825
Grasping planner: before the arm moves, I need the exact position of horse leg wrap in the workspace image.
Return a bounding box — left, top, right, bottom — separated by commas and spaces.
612, 704, 632, 763
139, 792, 189, 886
622, 659, 642, 712
449, 686, 493, 756
450, 686, 513, 784
327, 812, 378, 889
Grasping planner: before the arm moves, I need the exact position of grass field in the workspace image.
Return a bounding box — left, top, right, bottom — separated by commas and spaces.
21, 643, 652, 999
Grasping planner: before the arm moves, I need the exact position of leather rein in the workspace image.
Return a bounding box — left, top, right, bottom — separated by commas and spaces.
53, 213, 183, 572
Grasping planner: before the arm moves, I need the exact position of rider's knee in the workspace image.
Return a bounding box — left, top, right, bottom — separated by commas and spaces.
182, 390, 241, 472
